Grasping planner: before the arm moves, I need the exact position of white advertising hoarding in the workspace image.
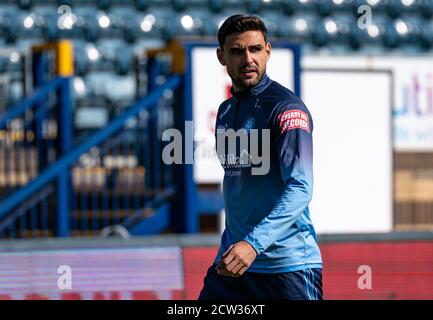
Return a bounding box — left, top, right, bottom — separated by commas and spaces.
304, 55, 433, 151
303, 70, 393, 234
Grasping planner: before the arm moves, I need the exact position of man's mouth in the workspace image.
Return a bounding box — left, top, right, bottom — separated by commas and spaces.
240, 69, 257, 77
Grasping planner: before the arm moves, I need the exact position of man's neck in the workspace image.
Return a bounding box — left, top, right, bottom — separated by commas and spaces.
231, 74, 266, 95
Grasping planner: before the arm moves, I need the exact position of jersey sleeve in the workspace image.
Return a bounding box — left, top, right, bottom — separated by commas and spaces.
243, 100, 314, 255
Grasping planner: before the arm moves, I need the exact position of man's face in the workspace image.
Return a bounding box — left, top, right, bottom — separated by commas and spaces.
217, 30, 271, 92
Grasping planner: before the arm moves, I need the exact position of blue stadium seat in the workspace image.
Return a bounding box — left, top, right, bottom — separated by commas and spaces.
247, 0, 284, 14
313, 13, 356, 47
208, 0, 224, 13
320, 13, 358, 48
351, 0, 388, 12
18, 0, 33, 10
14, 11, 46, 41
421, 19, 433, 49
0, 57, 8, 74
147, 0, 174, 11
352, 13, 392, 49
0, 11, 20, 43
259, 12, 285, 38
105, 9, 140, 43
290, 0, 319, 15
136, 0, 149, 11
135, 13, 164, 40
419, 0, 433, 18
392, 15, 425, 49
40, 13, 60, 41
276, 13, 320, 46
115, 46, 134, 75
73, 41, 89, 76
200, 12, 222, 37
72, 6, 101, 41
172, 0, 210, 11
165, 11, 205, 37
97, 0, 110, 10
212, 0, 250, 14
385, 0, 423, 18
316, 0, 354, 17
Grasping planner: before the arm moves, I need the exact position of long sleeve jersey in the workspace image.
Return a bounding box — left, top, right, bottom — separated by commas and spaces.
214, 74, 322, 273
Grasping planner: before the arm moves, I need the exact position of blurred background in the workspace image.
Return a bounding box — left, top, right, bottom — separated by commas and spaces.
0, 0, 432, 300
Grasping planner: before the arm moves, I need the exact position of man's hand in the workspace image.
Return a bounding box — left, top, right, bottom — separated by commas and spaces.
215, 241, 257, 278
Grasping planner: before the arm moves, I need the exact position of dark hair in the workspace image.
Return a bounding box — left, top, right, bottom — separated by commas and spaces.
217, 14, 268, 49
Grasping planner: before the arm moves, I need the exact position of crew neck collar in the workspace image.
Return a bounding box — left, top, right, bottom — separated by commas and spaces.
230, 74, 271, 99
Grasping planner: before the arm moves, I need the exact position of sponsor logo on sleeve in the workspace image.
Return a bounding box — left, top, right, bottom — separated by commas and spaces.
278, 109, 310, 133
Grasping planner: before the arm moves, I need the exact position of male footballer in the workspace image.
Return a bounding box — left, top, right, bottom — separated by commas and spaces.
198, 14, 323, 300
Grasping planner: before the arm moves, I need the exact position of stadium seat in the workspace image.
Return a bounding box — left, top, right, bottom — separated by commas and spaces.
312, 18, 331, 47
246, 0, 284, 14
0, 57, 7, 74
419, 0, 433, 18
276, 13, 320, 46
259, 12, 283, 38
352, 13, 392, 49
105, 10, 140, 43
73, 41, 89, 76
392, 15, 425, 49
172, 0, 210, 11
208, 0, 224, 13
315, 0, 354, 17
40, 13, 60, 41
115, 47, 133, 75
135, 0, 149, 11
200, 12, 222, 37
325, 13, 358, 48
166, 12, 204, 37
18, 0, 33, 10
421, 19, 433, 49
146, 0, 173, 11
0, 11, 20, 44
290, 0, 319, 15
137, 7, 177, 40
97, 0, 110, 10
350, 0, 388, 18
212, 0, 250, 14
135, 13, 163, 40
386, 0, 421, 18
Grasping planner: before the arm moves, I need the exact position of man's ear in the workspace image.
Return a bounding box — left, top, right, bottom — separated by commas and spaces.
266, 42, 271, 62
216, 48, 226, 66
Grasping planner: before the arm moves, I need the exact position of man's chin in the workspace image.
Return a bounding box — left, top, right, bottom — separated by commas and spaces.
238, 78, 260, 89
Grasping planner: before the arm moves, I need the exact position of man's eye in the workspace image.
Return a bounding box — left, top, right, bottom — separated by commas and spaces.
250, 47, 261, 52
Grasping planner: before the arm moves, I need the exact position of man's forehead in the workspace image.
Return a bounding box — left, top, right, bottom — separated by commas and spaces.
224, 30, 266, 48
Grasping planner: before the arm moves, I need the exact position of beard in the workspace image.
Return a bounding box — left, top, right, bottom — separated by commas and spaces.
232, 68, 265, 91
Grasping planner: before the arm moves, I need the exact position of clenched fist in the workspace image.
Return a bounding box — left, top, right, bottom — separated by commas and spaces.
215, 240, 257, 277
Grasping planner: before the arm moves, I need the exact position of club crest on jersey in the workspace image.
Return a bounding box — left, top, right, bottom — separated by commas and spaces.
278, 109, 310, 133
243, 117, 255, 133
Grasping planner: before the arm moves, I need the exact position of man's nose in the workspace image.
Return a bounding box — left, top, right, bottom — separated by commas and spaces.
243, 50, 254, 64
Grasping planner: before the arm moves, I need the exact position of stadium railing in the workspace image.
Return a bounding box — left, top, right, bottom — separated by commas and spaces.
0, 56, 181, 238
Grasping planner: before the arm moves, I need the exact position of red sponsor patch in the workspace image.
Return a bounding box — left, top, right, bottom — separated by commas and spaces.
278, 109, 310, 133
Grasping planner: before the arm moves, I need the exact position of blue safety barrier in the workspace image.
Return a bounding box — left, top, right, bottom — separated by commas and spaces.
0, 71, 181, 238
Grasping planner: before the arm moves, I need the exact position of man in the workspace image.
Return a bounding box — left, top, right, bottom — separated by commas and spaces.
198, 15, 323, 300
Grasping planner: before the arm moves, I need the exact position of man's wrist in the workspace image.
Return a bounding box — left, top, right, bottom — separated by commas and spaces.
242, 237, 262, 256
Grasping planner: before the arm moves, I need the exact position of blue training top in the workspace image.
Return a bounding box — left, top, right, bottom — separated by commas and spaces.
214, 74, 323, 273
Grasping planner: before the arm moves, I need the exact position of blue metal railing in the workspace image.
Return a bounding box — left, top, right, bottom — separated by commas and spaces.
0, 76, 71, 238
0, 74, 181, 238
